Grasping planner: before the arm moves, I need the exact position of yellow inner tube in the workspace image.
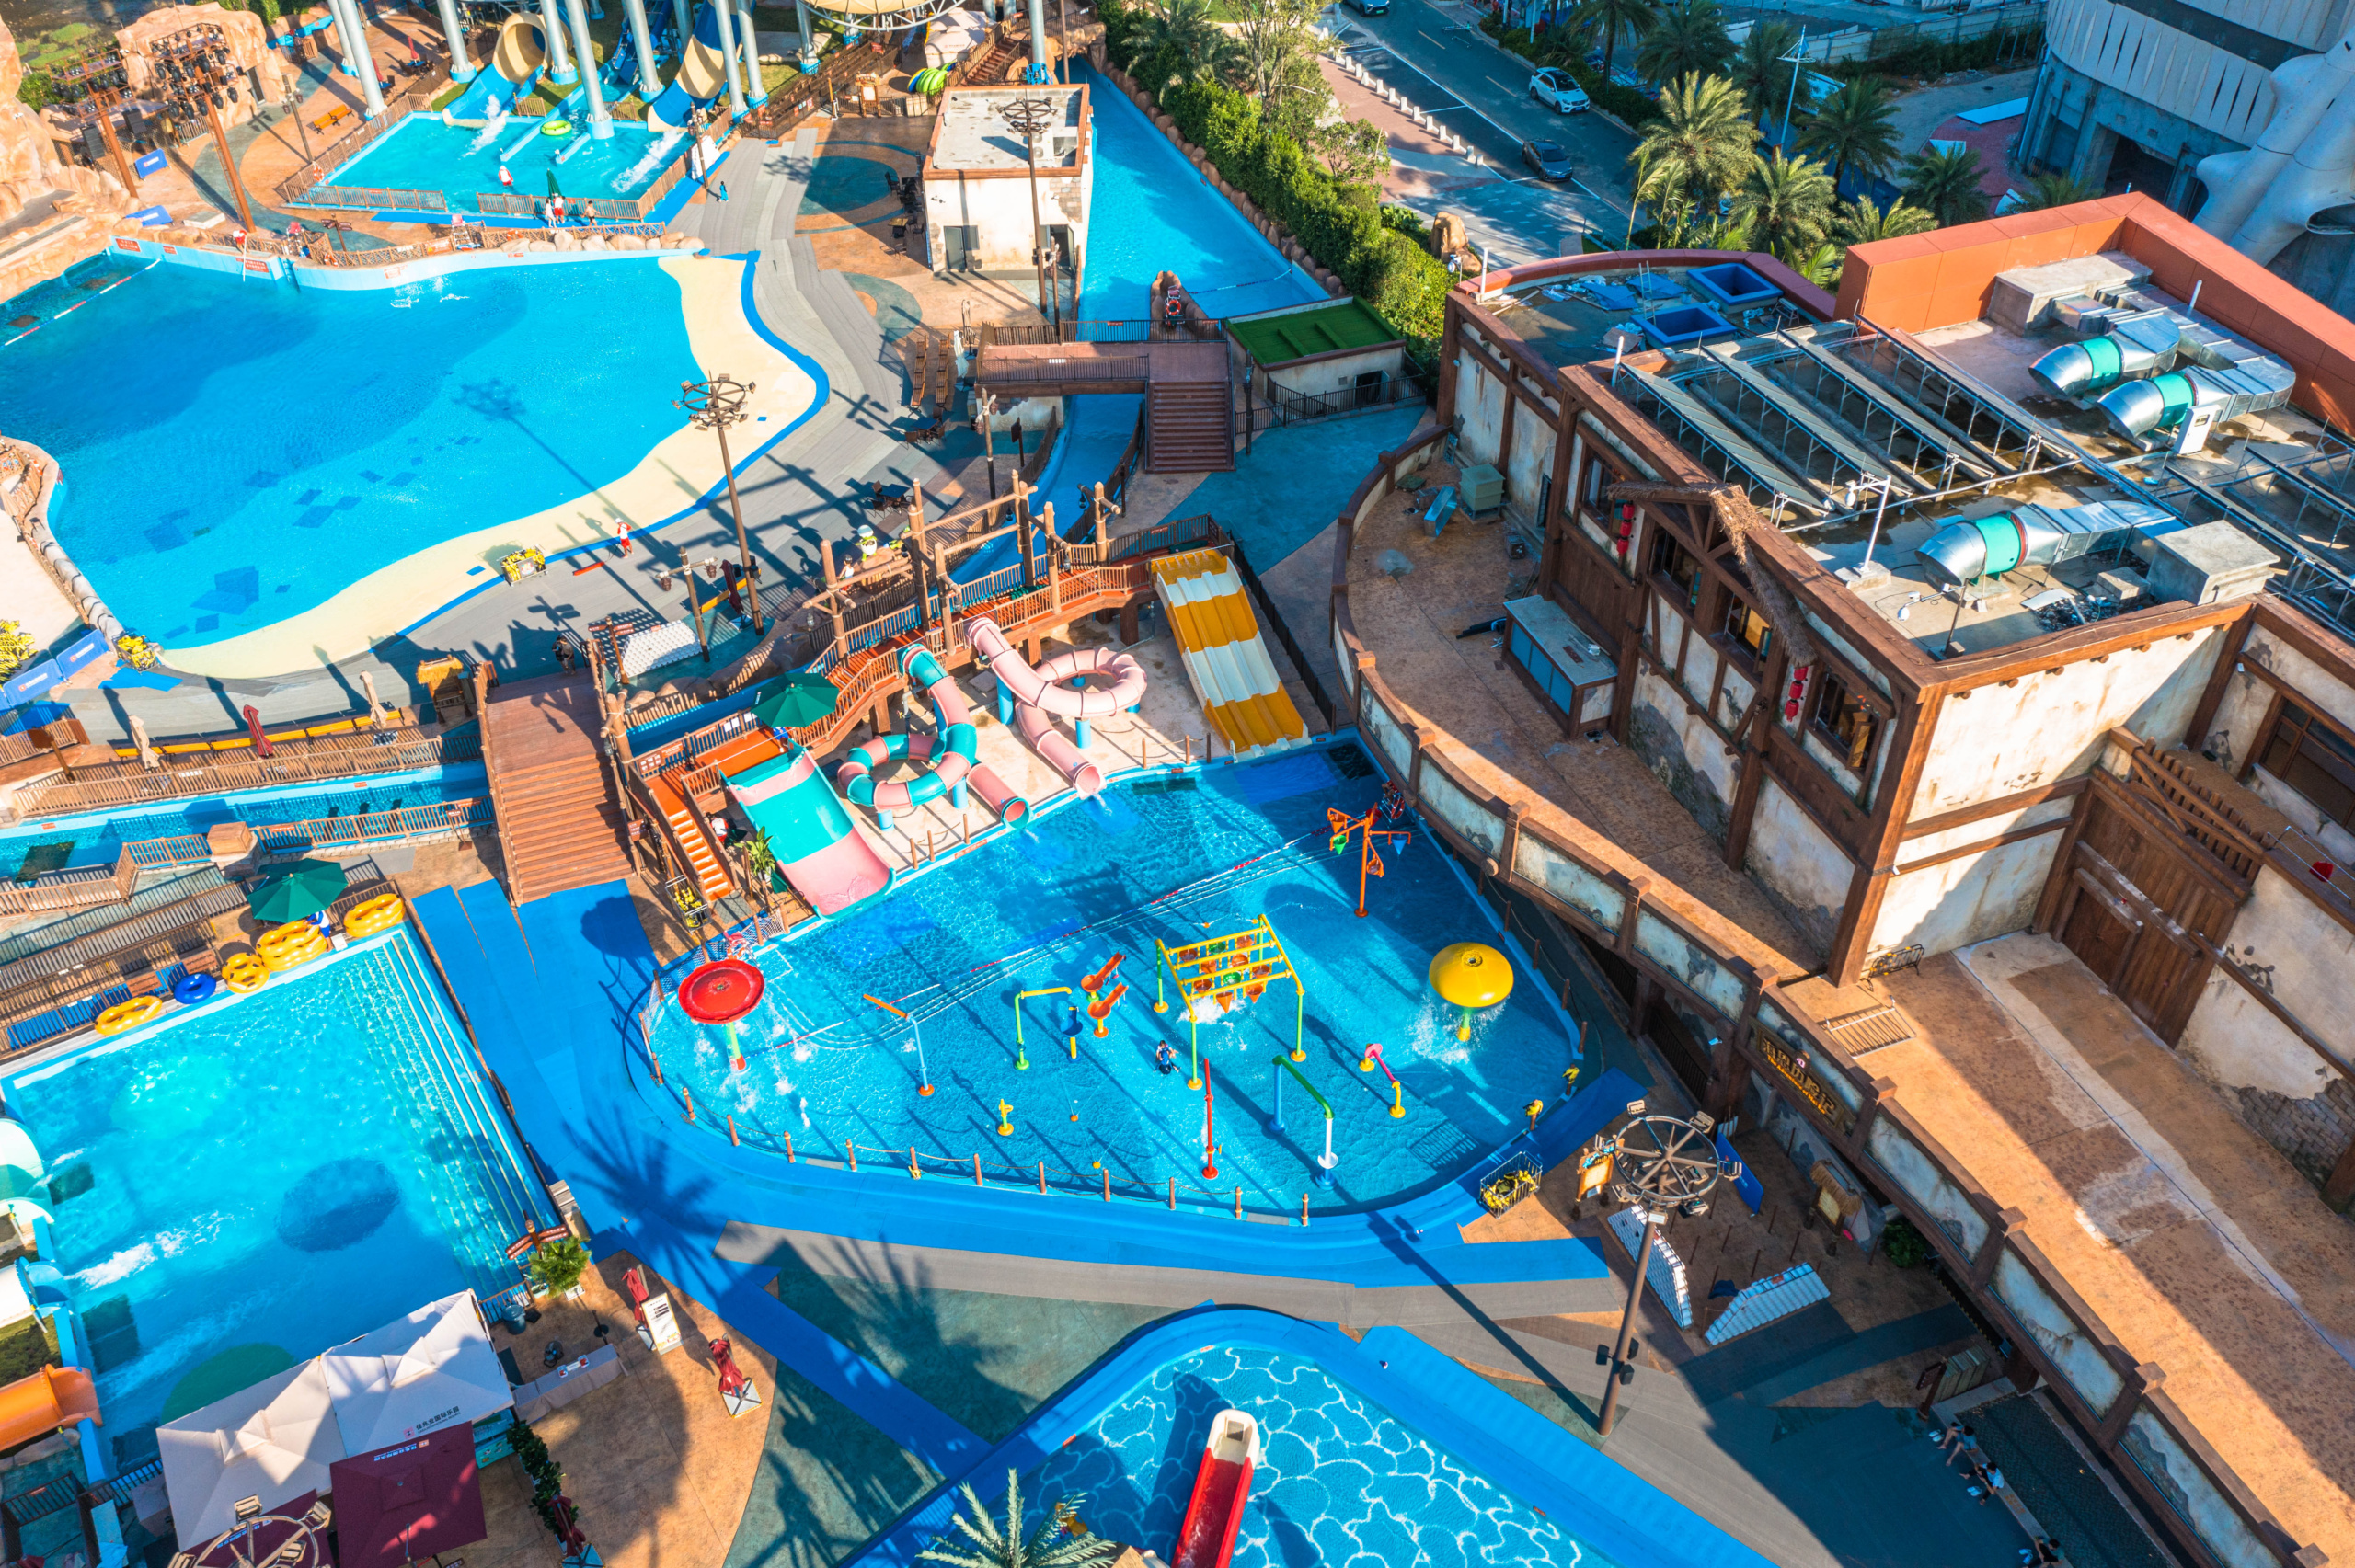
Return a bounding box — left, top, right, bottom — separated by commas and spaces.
95, 995, 167, 1036
344, 894, 406, 938
222, 953, 270, 993
258, 921, 331, 973
1428, 942, 1515, 1011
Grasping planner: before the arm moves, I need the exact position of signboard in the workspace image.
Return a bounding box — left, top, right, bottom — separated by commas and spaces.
1757, 1032, 1855, 1134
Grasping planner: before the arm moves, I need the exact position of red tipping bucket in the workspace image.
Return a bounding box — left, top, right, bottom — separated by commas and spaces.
678, 957, 765, 1024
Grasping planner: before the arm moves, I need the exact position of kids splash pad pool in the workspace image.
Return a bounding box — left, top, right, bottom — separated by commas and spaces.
642, 745, 1578, 1212
322, 114, 689, 215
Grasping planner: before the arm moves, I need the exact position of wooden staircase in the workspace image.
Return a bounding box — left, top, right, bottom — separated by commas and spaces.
481, 673, 631, 905
1147, 379, 1235, 473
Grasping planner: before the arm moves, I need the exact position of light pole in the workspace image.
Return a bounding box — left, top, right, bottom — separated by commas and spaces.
999, 94, 1063, 337
1776, 26, 1810, 153
1592, 1103, 1739, 1437
673, 374, 765, 635
1844, 474, 1896, 573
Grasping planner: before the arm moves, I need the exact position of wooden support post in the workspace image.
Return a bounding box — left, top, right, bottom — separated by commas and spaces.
1017, 474, 1037, 588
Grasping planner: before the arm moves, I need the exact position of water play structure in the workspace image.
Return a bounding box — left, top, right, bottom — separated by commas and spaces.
1149, 550, 1309, 759
1173, 1407, 1261, 1568
443, 16, 546, 120
647, 0, 745, 131
0, 1366, 100, 1449
1154, 916, 1304, 1088
724, 745, 892, 915
963, 615, 1149, 796
834, 645, 1024, 828
1430, 942, 1513, 1042
678, 954, 764, 1070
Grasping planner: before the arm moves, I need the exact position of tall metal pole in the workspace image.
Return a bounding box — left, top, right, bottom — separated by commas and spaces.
563, 0, 613, 137
624, 0, 659, 97
675, 375, 765, 635
1000, 96, 1061, 334
1594, 1206, 1660, 1437
437, 0, 477, 79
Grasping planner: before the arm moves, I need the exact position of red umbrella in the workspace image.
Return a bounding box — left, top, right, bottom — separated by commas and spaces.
325, 1428, 486, 1568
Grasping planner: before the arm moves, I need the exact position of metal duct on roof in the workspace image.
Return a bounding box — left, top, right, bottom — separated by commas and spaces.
2033, 287, 2296, 431
1915, 499, 2185, 588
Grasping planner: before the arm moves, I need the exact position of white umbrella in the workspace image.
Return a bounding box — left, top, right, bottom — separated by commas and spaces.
320, 1289, 513, 1454
159, 1361, 346, 1547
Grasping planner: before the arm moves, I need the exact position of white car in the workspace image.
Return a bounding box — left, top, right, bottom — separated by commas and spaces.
1528, 68, 1590, 113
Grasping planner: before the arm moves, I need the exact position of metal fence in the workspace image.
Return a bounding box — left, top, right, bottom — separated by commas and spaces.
299, 183, 450, 212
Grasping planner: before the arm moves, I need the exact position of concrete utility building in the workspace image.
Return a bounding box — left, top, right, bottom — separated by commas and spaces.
2027, 0, 2355, 313
920, 84, 1091, 280
1329, 193, 2355, 1568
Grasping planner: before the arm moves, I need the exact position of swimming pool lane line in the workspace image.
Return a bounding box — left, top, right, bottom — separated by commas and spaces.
831, 1304, 1779, 1568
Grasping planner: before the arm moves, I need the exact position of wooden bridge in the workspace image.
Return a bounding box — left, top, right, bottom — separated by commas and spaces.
975, 340, 1235, 474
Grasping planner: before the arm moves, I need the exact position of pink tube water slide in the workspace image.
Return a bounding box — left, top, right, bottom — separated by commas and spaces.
964, 615, 1149, 798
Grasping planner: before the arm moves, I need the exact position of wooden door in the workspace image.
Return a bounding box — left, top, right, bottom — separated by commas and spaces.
2061, 778, 2247, 1041
2061, 881, 2138, 986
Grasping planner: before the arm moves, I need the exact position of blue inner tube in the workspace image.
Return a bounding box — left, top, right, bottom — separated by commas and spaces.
173, 971, 221, 1004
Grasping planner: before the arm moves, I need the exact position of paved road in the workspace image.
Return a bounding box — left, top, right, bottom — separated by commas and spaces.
1332, 0, 1639, 208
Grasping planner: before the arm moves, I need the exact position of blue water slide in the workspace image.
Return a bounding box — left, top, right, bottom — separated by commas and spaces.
645, 0, 731, 131
444, 19, 548, 119
600, 3, 678, 97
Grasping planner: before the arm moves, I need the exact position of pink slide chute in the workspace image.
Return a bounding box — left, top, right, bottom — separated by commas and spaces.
964, 616, 1149, 798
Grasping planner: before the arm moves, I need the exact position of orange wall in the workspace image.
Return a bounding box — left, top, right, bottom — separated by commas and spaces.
1835, 192, 2355, 431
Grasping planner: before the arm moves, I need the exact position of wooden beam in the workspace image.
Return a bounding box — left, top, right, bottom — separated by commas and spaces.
1901, 775, 2087, 841
2185, 606, 2255, 755
1891, 815, 2072, 876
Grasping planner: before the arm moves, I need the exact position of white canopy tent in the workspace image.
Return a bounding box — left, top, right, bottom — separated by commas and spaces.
319, 1290, 513, 1453
159, 1290, 517, 1548
158, 1362, 344, 1547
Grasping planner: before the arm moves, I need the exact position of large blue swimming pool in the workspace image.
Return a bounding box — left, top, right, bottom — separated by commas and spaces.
648, 747, 1575, 1212
1030, 1346, 1614, 1568
0, 257, 704, 648
0, 932, 546, 1456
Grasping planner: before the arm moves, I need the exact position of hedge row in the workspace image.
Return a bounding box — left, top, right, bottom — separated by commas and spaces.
1099, 0, 1452, 345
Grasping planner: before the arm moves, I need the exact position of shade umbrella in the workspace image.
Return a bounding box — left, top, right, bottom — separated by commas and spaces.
320, 1289, 513, 1454
158, 1361, 346, 1547
327, 1427, 487, 1568
911, 66, 948, 94
751, 670, 841, 731
247, 858, 348, 923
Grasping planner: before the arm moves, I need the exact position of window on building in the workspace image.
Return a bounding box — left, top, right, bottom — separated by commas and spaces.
2259, 702, 2355, 831
1811, 669, 1878, 773
1649, 527, 1699, 605
1722, 595, 1771, 663
1581, 454, 1611, 512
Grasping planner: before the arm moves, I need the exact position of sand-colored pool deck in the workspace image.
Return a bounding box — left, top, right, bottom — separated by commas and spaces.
158, 252, 817, 681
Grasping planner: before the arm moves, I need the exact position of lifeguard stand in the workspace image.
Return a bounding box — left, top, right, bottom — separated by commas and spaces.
1154, 916, 1304, 1087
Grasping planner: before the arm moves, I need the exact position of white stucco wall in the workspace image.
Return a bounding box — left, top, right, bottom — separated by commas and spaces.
925, 166, 1091, 274
1870, 801, 2075, 958
1263, 343, 1407, 402
1454, 342, 1508, 471
1743, 778, 1853, 956
1910, 625, 2225, 821
2201, 624, 2355, 774
1629, 664, 1740, 842
2183, 865, 2354, 1089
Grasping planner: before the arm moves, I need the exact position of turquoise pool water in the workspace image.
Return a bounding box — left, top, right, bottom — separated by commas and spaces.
648, 746, 1574, 1211
961, 63, 1320, 582
1028, 1346, 1613, 1568
0, 932, 547, 1456
327, 114, 685, 212
0, 763, 486, 876
0, 258, 704, 647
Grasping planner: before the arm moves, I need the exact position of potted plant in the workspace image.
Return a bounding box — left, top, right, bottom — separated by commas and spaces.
526, 1236, 592, 1300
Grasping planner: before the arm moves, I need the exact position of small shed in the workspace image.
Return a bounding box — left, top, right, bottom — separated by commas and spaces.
1227, 297, 1407, 422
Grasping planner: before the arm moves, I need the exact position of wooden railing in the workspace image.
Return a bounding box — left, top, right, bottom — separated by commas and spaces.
19, 725, 476, 815
740, 39, 889, 133
1329, 429, 2315, 1568
2124, 732, 2355, 921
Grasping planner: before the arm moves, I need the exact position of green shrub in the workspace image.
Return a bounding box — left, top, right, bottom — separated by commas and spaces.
1882, 1214, 1933, 1269
526, 1235, 592, 1296
1101, 0, 1451, 346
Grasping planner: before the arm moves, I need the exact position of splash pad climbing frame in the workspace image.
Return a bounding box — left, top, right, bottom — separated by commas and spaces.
1153, 916, 1304, 1090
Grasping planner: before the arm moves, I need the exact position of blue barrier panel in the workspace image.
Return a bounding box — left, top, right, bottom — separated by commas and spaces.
133, 153, 167, 177
54, 629, 109, 675
0, 661, 62, 708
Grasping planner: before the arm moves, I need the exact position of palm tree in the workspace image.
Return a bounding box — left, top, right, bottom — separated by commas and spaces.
2012, 170, 2101, 212
1567, 0, 1660, 85
1133, 0, 1236, 90
1728, 21, 1798, 132
1834, 195, 1937, 246
1740, 149, 1835, 263
1630, 72, 1757, 217
1634, 0, 1732, 87
1902, 143, 1991, 226
1796, 77, 1899, 189
919, 1473, 1120, 1568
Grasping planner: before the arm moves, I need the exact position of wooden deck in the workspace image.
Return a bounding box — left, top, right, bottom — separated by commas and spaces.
484, 674, 630, 905
973, 339, 1228, 396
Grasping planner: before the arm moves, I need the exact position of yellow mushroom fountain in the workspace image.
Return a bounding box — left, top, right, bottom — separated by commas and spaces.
1429, 942, 1514, 1042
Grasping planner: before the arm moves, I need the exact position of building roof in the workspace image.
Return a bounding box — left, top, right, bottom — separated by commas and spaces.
1228, 298, 1400, 366
926, 85, 1087, 174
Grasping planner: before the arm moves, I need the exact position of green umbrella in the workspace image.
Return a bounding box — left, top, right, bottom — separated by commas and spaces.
752, 671, 842, 731
247, 859, 349, 924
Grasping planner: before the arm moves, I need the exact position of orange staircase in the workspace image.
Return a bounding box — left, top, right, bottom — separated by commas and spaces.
647, 773, 734, 903
482, 673, 631, 905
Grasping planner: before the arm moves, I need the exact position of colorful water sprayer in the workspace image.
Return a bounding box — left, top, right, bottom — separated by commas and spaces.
1269, 1053, 1340, 1186
1429, 942, 1514, 1042
1154, 916, 1304, 1088
677, 956, 764, 1071
1358, 1041, 1407, 1117
865, 992, 932, 1095
1013, 985, 1071, 1069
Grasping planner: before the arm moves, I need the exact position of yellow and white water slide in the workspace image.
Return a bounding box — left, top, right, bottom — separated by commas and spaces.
1150, 549, 1309, 759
